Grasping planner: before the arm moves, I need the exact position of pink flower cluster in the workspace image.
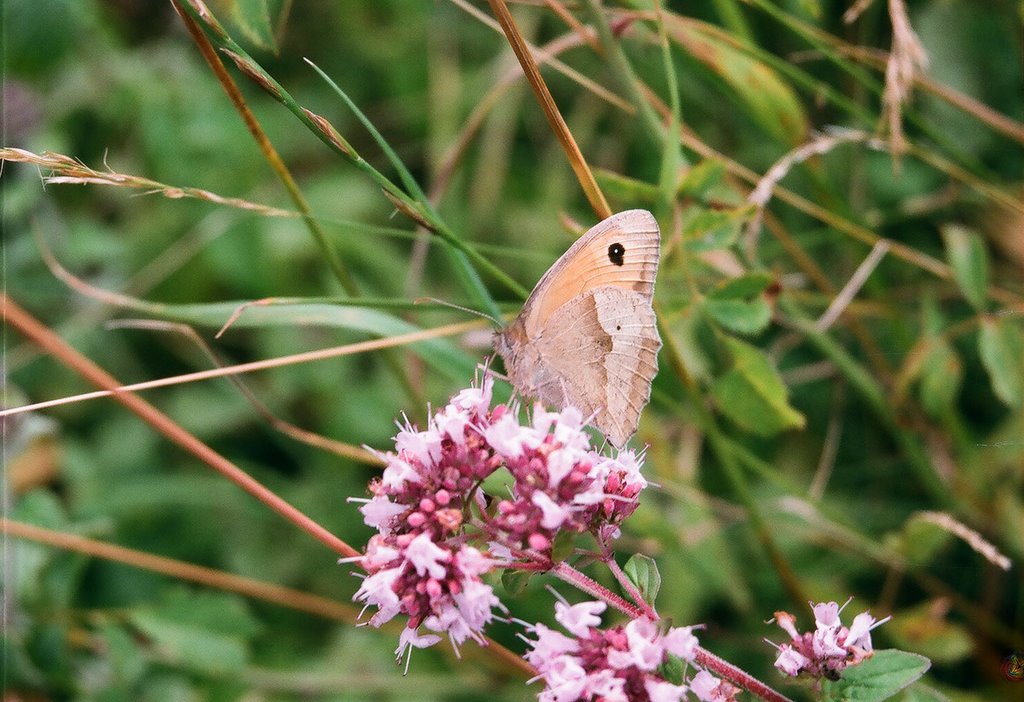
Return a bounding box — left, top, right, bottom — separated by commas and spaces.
768, 599, 890, 680
350, 375, 649, 661
524, 600, 736, 702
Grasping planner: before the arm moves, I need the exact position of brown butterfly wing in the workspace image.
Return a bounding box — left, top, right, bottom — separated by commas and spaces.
497, 209, 661, 446
520, 209, 660, 330
538, 288, 660, 446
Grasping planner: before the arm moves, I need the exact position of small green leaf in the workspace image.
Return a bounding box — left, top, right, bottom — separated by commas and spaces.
550, 530, 576, 563
623, 554, 661, 604
703, 297, 772, 335
898, 684, 952, 702
710, 337, 806, 435
978, 318, 1024, 407
918, 339, 962, 417
896, 513, 952, 567
682, 208, 746, 252
658, 653, 686, 685
823, 649, 931, 702
501, 570, 533, 597
941, 224, 989, 311
678, 159, 727, 199
708, 272, 774, 300
128, 588, 258, 675
480, 466, 514, 498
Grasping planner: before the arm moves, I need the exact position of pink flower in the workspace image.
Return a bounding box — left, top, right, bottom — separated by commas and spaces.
404, 532, 450, 579
689, 670, 738, 701
554, 600, 606, 637
351, 373, 650, 661
768, 599, 891, 680
525, 602, 708, 701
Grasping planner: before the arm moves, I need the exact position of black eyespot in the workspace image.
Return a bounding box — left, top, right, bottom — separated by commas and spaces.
608, 242, 625, 266
616, 325, 621, 331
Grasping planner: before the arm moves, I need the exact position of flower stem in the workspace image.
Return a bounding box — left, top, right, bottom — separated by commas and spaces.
695, 646, 796, 702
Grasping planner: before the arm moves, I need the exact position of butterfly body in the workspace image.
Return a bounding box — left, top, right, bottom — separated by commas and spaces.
494, 209, 661, 447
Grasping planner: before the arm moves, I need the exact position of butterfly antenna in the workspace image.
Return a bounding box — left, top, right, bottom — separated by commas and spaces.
415, 297, 503, 326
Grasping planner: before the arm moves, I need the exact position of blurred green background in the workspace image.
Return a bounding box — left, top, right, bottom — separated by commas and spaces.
3, 0, 1022, 700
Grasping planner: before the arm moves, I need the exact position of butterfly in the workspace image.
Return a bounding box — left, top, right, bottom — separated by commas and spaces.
494, 209, 661, 447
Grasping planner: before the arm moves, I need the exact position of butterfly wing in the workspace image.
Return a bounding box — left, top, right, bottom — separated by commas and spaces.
538, 287, 659, 446
520, 209, 660, 331
499, 209, 661, 446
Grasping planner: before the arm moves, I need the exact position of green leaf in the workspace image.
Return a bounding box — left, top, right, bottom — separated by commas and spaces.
894, 513, 952, 567
897, 684, 952, 702
703, 297, 772, 335
708, 272, 774, 300
978, 317, 1024, 407
623, 554, 661, 604
710, 337, 806, 435
823, 649, 931, 702
501, 570, 532, 597
918, 339, 962, 417
678, 159, 727, 200
682, 207, 746, 252
80, 293, 478, 382
480, 466, 515, 499
941, 224, 989, 311
550, 530, 576, 563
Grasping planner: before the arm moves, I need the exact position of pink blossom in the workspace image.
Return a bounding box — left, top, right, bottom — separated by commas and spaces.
358, 494, 406, 530
768, 599, 891, 680
689, 670, 738, 701
525, 601, 707, 701
646, 679, 690, 702
351, 373, 650, 661
404, 532, 450, 579
554, 600, 606, 638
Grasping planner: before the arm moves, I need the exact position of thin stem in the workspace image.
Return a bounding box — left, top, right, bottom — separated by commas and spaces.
604, 551, 658, 619
695, 646, 796, 702
550, 561, 646, 619
487, 0, 611, 219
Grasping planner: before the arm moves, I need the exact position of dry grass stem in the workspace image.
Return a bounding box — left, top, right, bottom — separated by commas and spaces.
1, 148, 295, 217
916, 512, 1012, 571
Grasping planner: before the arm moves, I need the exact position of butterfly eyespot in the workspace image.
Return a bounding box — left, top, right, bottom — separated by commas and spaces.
616, 325, 621, 331
608, 242, 625, 266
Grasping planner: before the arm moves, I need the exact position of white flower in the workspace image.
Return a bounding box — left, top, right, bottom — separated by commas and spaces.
532, 490, 572, 530
525, 623, 580, 667
774, 645, 809, 676
846, 611, 881, 650
663, 625, 699, 661
689, 670, 727, 701
395, 425, 441, 465
553, 600, 606, 638
623, 618, 666, 671
354, 566, 402, 626
484, 412, 528, 457
395, 627, 441, 659
381, 457, 421, 490
359, 495, 406, 530
646, 678, 690, 702
404, 532, 450, 580
584, 668, 627, 700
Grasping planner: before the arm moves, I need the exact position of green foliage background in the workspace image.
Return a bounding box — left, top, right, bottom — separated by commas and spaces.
3, 0, 1022, 700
